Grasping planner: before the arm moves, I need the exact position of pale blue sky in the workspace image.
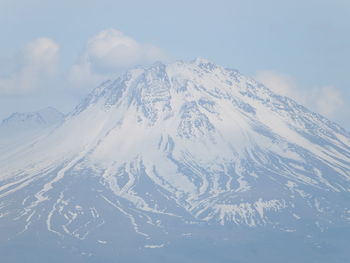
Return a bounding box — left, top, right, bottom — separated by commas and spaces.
0, 0, 349, 129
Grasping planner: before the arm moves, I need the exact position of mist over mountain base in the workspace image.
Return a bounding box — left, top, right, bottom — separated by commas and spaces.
2, 226, 350, 263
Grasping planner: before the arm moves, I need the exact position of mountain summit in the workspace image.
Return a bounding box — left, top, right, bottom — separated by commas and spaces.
0, 59, 349, 263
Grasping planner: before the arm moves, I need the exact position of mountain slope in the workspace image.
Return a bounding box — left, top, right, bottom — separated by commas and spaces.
0, 58, 349, 262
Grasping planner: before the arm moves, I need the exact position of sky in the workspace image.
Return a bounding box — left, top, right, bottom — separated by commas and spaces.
0, 0, 349, 129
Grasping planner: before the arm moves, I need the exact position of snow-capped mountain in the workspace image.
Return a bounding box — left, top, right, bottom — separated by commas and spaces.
0, 58, 349, 263
0, 106, 64, 135
0, 107, 64, 167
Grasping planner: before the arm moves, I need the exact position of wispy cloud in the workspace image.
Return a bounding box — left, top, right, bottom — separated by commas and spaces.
255, 70, 303, 103
0, 38, 59, 95
315, 86, 343, 116
69, 29, 167, 90
255, 70, 345, 118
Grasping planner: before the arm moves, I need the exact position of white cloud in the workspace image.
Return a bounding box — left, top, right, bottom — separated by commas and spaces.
255, 70, 305, 103
0, 38, 59, 95
316, 86, 343, 116
255, 70, 344, 118
0, 30, 166, 98
69, 29, 166, 90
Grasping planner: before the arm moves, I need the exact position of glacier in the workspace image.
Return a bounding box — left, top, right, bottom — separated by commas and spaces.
0, 58, 349, 262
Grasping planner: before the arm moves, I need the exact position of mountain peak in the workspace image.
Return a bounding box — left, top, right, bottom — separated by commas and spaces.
1, 107, 64, 125
0, 107, 64, 141
192, 57, 212, 65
